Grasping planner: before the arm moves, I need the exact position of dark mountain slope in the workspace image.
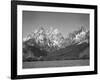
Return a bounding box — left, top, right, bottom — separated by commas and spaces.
43, 43, 89, 61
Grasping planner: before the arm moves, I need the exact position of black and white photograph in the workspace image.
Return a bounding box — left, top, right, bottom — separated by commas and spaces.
22, 11, 90, 68
11, 1, 97, 79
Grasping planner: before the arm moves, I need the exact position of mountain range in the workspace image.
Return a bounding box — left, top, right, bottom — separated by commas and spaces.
23, 26, 89, 61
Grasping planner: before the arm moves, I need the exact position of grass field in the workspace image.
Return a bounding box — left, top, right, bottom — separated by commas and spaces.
23, 59, 89, 68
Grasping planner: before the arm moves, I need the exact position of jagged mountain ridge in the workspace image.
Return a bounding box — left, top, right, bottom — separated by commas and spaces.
23, 27, 64, 51
23, 26, 89, 52
67, 26, 89, 45
23, 26, 89, 61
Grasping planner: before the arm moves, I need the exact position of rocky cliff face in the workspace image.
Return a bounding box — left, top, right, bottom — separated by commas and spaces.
67, 26, 89, 45
23, 27, 65, 52
23, 26, 89, 49
23, 26, 89, 61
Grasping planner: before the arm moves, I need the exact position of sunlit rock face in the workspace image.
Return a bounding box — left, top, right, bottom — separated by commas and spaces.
23, 26, 89, 52
23, 26, 65, 49
67, 26, 89, 45
23, 26, 90, 62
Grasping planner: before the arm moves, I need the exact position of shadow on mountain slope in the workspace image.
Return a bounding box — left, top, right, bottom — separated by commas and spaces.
43, 43, 89, 61
23, 42, 89, 62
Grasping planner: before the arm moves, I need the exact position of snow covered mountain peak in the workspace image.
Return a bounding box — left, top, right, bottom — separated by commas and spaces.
23, 27, 65, 50
23, 26, 89, 52
69, 26, 89, 45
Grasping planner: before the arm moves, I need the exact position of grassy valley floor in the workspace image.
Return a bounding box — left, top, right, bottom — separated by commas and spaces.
23, 59, 89, 68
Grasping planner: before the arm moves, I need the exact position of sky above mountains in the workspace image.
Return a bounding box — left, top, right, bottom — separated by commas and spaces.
22, 11, 89, 38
